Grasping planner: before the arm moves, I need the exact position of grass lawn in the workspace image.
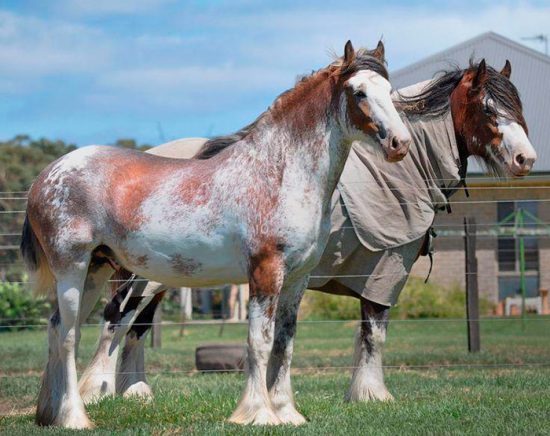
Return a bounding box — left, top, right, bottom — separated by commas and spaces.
0, 316, 549, 434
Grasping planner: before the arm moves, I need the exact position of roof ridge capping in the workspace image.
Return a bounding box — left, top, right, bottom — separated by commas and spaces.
392, 31, 550, 78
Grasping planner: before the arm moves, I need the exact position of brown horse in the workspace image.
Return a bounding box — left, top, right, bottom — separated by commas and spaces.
21, 41, 411, 429
80, 59, 535, 409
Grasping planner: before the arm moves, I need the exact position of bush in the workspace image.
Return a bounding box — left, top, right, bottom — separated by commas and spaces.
0, 282, 51, 331
300, 278, 493, 320
392, 278, 493, 319
299, 290, 358, 320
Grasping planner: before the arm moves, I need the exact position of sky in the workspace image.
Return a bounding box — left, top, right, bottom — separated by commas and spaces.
1, 0, 550, 147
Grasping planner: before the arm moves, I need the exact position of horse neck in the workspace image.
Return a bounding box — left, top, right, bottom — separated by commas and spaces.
236, 74, 351, 197
241, 115, 350, 196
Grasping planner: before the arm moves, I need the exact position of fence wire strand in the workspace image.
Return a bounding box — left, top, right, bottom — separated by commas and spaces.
1, 362, 550, 379
0, 316, 548, 329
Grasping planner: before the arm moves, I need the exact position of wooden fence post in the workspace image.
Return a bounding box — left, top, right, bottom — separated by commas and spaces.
237, 285, 246, 321
541, 289, 549, 315
464, 216, 481, 352
151, 303, 162, 349
179, 287, 192, 337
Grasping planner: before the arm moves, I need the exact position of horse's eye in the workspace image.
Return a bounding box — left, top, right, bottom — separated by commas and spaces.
354, 90, 366, 99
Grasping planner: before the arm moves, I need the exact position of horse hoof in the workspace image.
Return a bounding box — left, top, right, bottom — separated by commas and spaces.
345, 386, 394, 402
51, 405, 94, 429
228, 405, 281, 425
79, 379, 115, 404
274, 405, 307, 425
60, 414, 95, 430
123, 382, 154, 401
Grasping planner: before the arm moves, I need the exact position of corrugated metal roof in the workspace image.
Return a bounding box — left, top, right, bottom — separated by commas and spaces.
392, 32, 550, 174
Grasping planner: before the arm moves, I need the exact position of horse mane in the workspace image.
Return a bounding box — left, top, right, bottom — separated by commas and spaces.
397, 59, 524, 124
194, 48, 388, 160
193, 121, 259, 160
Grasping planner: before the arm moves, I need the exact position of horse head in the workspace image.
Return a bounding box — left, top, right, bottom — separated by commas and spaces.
338, 40, 411, 162
450, 59, 537, 177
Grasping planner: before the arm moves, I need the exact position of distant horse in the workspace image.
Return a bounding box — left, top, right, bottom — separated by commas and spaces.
21, 41, 410, 429
82, 59, 536, 408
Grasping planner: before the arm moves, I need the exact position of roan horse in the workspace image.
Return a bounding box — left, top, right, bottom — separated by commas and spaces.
78, 59, 536, 408
21, 41, 411, 429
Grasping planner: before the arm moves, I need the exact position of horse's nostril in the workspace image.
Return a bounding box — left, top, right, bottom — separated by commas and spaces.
391, 137, 400, 150
515, 153, 526, 166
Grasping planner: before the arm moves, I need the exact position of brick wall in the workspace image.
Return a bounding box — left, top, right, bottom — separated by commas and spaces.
408, 181, 548, 304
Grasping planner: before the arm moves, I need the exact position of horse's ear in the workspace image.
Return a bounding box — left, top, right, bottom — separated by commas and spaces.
501, 59, 512, 79
343, 40, 355, 68
471, 59, 487, 93
373, 40, 385, 61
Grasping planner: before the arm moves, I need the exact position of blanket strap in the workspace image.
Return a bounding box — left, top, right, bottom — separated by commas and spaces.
422, 227, 437, 283
458, 153, 470, 198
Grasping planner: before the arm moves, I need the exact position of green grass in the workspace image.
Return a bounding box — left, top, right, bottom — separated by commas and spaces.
1, 317, 550, 434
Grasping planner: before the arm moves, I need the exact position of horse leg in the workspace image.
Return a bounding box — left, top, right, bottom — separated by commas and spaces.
77, 261, 114, 343
36, 261, 92, 429
345, 297, 393, 402
71, 262, 113, 403
78, 278, 161, 403
117, 290, 166, 399
266, 277, 307, 425
228, 294, 280, 425
228, 254, 285, 425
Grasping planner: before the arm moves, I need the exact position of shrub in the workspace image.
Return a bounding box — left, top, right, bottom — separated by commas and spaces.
0, 281, 51, 331
300, 278, 493, 320
392, 278, 493, 319
299, 290, 358, 320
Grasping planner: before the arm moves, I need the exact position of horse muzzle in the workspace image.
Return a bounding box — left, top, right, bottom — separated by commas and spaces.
510, 151, 536, 177
384, 134, 411, 162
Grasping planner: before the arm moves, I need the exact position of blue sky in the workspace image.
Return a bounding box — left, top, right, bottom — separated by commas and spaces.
1, 0, 549, 146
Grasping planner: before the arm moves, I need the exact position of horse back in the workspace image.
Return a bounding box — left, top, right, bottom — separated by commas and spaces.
26, 146, 222, 254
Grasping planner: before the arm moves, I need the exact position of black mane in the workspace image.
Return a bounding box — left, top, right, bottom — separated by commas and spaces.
397, 60, 524, 124
193, 120, 259, 160
339, 48, 389, 80
194, 48, 388, 160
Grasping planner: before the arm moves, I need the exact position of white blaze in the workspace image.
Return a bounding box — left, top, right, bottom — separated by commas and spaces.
347, 70, 410, 143
497, 118, 537, 163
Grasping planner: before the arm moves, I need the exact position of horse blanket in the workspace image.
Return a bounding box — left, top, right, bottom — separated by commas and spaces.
309, 107, 463, 305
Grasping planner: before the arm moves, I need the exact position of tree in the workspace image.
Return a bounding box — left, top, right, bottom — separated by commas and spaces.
0, 135, 150, 282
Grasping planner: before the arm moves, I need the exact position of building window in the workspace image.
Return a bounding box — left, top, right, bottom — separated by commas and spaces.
497, 201, 539, 300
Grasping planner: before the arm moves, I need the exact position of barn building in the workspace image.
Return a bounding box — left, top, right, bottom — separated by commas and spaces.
393, 32, 550, 306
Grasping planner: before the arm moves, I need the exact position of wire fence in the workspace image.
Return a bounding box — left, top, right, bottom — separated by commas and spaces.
2, 181, 550, 381
1, 268, 540, 288
0, 314, 549, 378
1, 363, 550, 379
4, 197, 550, 215
0, 316, 549, 329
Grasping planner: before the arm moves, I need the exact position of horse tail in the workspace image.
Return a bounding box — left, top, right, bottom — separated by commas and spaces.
20, 214, 55, 297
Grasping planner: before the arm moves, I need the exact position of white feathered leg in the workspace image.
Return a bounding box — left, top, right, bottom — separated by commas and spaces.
79, 279, 159, 403
118, 331, 153, 399
117, 288, 166, 399
228, 294, 281, 425
267, 278, 307, 425
346, 298, 393, 402
36, 266, 92, 429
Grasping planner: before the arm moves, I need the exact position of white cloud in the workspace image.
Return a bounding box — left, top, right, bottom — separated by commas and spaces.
0, 11, 113, 76
91, 64, 295, 112
58, 0, 177, 16
182, 4, 550, 70
2, 2, 550, 143
98, 65, 292, 92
